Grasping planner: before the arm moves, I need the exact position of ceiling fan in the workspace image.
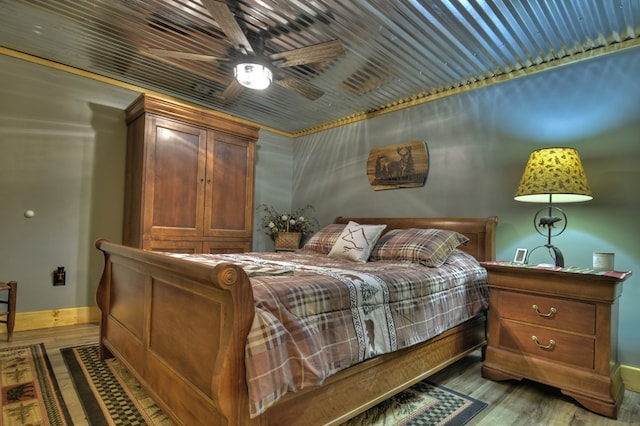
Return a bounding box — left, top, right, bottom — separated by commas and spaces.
146, 0, 345, 101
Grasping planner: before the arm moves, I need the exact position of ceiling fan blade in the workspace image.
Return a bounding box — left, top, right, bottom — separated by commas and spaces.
201, 0, 255, 55
219, 79, 245, 101
274, 76, 324, 101
269, 40, 345, 68
140, 48, 229, 86
146, 48, 228, 62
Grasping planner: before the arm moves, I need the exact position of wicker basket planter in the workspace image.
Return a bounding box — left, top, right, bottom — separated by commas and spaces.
274, 232, 302, 251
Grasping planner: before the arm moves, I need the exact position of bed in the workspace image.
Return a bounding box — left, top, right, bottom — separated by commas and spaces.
95, 216, 497, 425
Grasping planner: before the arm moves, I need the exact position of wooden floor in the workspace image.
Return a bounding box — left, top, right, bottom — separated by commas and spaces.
1, 324, 638, 425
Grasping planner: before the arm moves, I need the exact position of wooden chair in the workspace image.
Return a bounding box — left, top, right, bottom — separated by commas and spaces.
0, 281, 17, 341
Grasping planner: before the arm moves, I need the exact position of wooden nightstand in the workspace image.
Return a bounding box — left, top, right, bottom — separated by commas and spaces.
479, 261, 631, 418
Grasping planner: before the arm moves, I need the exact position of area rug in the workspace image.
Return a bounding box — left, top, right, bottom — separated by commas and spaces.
342, 380, 487, 426
62, 344, 486, 426
61, 344, 172, 425
0, 343, 72, 425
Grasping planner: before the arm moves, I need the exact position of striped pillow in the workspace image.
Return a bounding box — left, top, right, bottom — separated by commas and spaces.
370, 228, 469, 267
299, 224, 346, 254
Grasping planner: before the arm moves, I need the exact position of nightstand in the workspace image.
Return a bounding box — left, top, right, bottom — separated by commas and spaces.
479, 261, 632, 418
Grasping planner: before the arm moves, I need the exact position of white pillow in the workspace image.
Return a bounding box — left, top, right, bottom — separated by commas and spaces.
328, 221, 387, 262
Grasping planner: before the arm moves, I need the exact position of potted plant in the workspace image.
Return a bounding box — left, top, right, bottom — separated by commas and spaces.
259, 204, 319, 250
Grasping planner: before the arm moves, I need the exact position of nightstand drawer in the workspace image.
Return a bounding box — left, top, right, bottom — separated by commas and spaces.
498, 291, 596, 335
499, 320, 595, 369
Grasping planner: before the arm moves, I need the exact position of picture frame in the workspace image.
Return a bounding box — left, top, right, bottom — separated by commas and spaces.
513, 248, 528, 264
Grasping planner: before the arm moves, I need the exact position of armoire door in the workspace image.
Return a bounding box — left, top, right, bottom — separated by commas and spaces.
143, 115, 207, 240
203, 131, 255, 239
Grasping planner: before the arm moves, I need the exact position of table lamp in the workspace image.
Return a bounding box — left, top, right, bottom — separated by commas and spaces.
514, 147, 592, 266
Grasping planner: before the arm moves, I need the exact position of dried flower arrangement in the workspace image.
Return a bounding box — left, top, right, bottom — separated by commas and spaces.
258, 204, 319, 243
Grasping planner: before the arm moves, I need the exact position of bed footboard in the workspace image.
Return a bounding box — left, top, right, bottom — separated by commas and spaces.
95, 240, 258, 425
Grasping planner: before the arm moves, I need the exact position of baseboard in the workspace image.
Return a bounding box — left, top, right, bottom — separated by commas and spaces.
8, 306, 100, 332
621, 364, 640, 393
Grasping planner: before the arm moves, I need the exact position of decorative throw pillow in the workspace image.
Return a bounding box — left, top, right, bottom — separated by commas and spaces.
299, 224, 346, 254
328, 221, 387, 262
370, 228, 469, 267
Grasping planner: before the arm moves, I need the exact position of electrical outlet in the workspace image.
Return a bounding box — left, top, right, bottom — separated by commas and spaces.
53, 266, 66, 286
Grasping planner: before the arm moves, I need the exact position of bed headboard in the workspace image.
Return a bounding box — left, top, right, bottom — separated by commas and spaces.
333, 216, 498, 262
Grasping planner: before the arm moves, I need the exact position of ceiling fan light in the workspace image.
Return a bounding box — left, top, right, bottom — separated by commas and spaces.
234, 63, 272, 90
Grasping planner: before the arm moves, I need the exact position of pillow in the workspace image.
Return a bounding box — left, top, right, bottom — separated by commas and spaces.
328, 221, 387, 262
299, 224, 346, 254
369, 228, 469, 267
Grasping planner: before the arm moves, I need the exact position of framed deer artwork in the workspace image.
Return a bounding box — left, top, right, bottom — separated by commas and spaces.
366, 141, 429, 190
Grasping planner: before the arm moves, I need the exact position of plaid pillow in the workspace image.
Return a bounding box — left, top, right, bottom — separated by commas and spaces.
299, 224, 346, 254
370, 228, 469, 267
328, 221, 387, 262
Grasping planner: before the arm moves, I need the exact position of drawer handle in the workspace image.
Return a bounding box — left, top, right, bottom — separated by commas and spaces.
532, 304, 557, 317
531, 335, 556, 350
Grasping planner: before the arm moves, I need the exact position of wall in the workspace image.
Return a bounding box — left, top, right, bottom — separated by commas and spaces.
1, 46, 638, 368
0, 54, 292, 312
293, 47, 640, 367
253, 130, 294, 251
0, 55, 138, 311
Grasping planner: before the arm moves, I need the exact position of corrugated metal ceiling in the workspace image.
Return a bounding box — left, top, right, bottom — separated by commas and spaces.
1, 0, 638, 135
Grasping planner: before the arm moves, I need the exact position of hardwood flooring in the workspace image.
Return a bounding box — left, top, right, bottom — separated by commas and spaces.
1, 324, 638, 425
429, 352, 640, 426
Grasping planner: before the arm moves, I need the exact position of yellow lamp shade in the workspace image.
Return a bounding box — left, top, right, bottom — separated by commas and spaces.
514, 147, 592, 203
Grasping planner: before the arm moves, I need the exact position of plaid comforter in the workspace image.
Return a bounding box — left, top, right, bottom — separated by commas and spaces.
167, 249, 488, 418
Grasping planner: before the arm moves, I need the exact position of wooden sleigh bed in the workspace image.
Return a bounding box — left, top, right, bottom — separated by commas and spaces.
95, 216, 497, 425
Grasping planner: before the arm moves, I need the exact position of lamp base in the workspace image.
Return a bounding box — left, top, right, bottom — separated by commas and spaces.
526, 244, 565, 267
546, 244, 564, 267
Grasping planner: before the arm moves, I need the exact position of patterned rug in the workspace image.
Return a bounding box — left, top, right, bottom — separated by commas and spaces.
342, 380, 487, 426
62, 344, 486, 426
0, 344, 72, 425
61, 345, 172, 425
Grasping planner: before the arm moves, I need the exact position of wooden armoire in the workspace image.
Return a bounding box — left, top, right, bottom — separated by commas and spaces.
122, 94, 258, 254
